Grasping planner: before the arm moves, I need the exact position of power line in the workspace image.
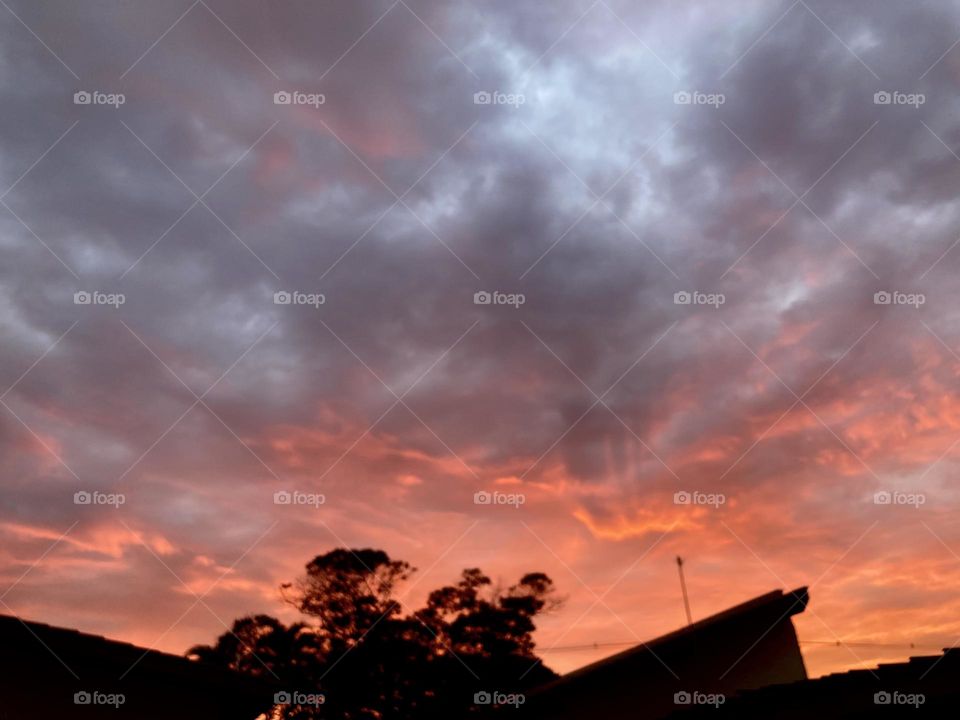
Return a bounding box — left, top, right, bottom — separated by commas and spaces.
538, 640, 636, 653
798, 639, 946, 651
538, 639, 951, 653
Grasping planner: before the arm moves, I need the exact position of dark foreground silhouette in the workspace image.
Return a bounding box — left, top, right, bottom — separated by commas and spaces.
189, 547, 561, 719
2, 560, 959, 719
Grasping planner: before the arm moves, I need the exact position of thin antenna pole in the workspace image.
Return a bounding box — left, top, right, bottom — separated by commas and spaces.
677, 556, 692, 625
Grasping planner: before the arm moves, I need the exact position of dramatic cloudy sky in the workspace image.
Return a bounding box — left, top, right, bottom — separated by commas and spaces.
3, 0, 960, 681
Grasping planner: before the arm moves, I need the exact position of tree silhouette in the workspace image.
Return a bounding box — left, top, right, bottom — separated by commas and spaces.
187, 615, 320, 689
188, 548, 561, 719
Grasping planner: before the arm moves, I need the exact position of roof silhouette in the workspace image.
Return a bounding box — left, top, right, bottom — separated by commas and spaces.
556, 586, 808, 685
524, 587, 810, 720
671, 646, 960, 718
0, 613, 278, 719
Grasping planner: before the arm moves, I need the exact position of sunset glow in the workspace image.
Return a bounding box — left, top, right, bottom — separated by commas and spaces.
3, 0, 960, 693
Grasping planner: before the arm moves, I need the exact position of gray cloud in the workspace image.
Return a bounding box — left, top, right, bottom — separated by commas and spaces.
3, 0, 960, 676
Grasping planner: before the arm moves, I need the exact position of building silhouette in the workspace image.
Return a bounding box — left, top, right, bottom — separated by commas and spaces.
523, 586, 960, 719
524, 587, 810, 719
0, 613, 277, 719
670, 647, 960, 718
6, 587, 959, 718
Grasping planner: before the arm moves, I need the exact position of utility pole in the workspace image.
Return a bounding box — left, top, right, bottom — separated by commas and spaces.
677, 556, 692, 625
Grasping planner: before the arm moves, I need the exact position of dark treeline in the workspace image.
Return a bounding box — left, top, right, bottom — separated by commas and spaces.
188, 548, 561, 719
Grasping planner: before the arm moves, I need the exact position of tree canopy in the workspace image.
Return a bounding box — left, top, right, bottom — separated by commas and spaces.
188, 548, 561, 719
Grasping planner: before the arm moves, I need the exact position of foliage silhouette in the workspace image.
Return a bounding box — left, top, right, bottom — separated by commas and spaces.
187, 548, 561, 719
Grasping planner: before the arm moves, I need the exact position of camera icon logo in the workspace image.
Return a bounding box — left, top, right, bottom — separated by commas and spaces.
274, 291, 292, 305
74, 91, 92, 105
274, 691, 292, 704
274, 491, 292, 505
474, 491, 492, 505
74, 491, 92, 505
873, 291, 891, 305
474, 691, 492, 704
473, 91, 492, 105
674, 491, 691, 505
674, 691, 691, 704
274, 91, 292, 105
74, 291, 92, 305
674, 291, 691, 305
874, 691, 891, 705
874, 91, 892, 105
74, 691, 92, 705
873, 491, 892, 505
673, 91, 692, 105
474, 291, 492, 305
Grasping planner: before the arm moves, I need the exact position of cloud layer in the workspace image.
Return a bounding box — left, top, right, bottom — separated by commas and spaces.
3, 0, 960, 678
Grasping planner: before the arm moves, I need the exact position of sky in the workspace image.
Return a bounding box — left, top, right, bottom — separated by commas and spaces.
2, 0, 960, 682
